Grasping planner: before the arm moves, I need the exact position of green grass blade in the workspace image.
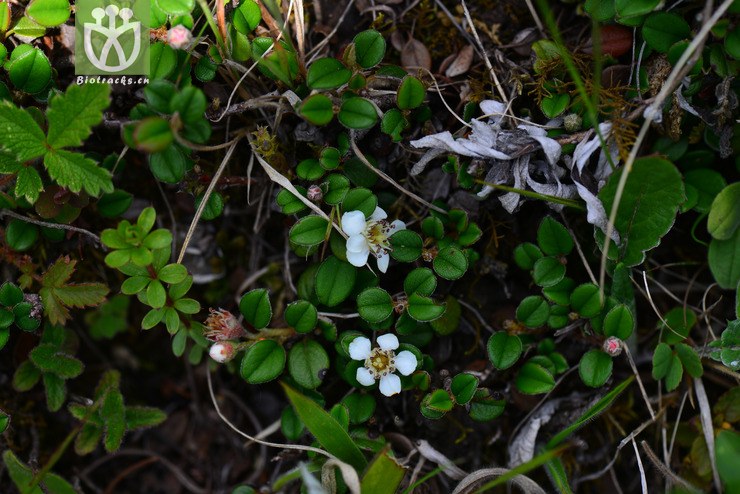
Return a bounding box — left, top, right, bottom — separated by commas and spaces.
545, 457, 574, 494
281, 383, 367, 471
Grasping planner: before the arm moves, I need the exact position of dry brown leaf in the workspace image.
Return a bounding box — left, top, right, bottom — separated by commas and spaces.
401, 37, 432, 71
446, 45, 475, 78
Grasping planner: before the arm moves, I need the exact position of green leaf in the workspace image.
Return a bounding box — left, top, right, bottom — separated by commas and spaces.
13, 360, 41, 391
389, 230, 423, 262
6, 219, 38, 251
513, 242, 543, 270
290, 215, 328, 247
642, 12, 690, 53
578, 350, 613, 387
353, 30, 385, 69
324, 173, 350, 205
124, 406, 167, 430
149, 42, 177, 79
232, 0, 260, 33
708, 183, 740, 240
282, 383, 367, 471
0, 101, 46, 160
516, 295, 550, 328
7, 44, 51, 94
155, 0, 194, 15
74, 423, 102, 455
354, 287, 391, 323
423, 389, 454, 412
4, 450, 77, 494
516, 362, 556, 395
403, 267, 436, 296
315, 256, 356, 307
307, 57, 352, 89
540, 93, 570, 118
133, 117, 174, 153
44, 149, 113, 197
433, 246, 468, 280
158, 263, 188, 284
597, 157, 684, 266
342, 188, 377, 217
615, 0, 658, 22
407, 293, 445, 322
341, 393, 376, 424
584, 0, 615, 21
603, 304, 634, 339
29, 344, 84, 378
652, 342, 683, 391
284, 300, 318, 333
684, 169, 727, 214
240, 339, 286, 383
360, 449, 405, 494
397, 76, 425, 110
709, 229, 740, 289
44, 372, 67, 411
451, 373, 478, 405
97, 190, 133, 217
532, 256, 566, 287
660, 307, 696, 344
569, 283, 602, 318
675, 343, 703, 378
338, 97, 378, 129
716, 430, 740, 492
288, 340, 329, 389
170, 87, 207, 125
537, 217, 574, 256
469, 389, 506, 421
102, 389, 126, 452
0, 281, 23, 306
239, 288, 272, 329
380, 108, 408, 141
46, 81, 110, 150
547, 376, 634, 449
487, 332, 523, 370
149, 144, 189, 183
299, 94, 334, 126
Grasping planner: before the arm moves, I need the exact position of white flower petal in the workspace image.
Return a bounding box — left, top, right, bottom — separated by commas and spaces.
356, 366, 376, 386
348, 336, 372, 361
369, 207, 387, 221
341, 211, 366, 236
377, 333, 399, 351
389, 219, 406, 232
376, 252, 390, 273
394, 351, 417, 376
346, 234, 369, 253
346, 248, 370, 268
379, 373, 401, 396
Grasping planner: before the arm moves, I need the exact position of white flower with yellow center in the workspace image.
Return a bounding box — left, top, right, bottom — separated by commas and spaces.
341, 207, 406, 273
349, 334, 417, 397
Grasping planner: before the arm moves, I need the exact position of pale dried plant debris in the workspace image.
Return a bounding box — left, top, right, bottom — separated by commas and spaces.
411, 101, 620, 238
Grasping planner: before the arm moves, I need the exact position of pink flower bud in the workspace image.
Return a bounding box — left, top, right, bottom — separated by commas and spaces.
307, 185, 323, 202
209, 342, 236, 363
603, 336, 622, 356
167, 25, 192, 50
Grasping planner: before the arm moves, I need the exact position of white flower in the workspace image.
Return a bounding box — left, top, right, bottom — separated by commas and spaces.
341, 207, 406, 273
209, 342, 236, 363
348, 334, 417, 397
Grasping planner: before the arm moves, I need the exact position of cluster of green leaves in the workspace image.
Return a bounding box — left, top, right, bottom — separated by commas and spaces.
0, 83, 114, 204
13, 324, 84, 411
68, 370, 167, 454
708, 319, 740, 372
418, 372, 505, 422
0, 281, 41, 349
586, 0, 740, 78
101, 207, 207, 359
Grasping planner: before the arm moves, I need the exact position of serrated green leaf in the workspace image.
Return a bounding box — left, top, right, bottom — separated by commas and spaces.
14, 166, 43, 203
102, 389, 126, 452
0, 101, 46, 160
44, 149, 113, 197
43, 372, 67, 411
125, 406, 167, 430
29, 343, 84, 378
46, 83, 111, 149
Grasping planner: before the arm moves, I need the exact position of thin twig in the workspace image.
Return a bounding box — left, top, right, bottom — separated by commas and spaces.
640, 441, 702, 493
177, 137, 242, 264
459, 0, 510, 108
621, 343, 656, 420
632, 438, 648, 494
0, 210, 102, 245
349, 138, 447, 214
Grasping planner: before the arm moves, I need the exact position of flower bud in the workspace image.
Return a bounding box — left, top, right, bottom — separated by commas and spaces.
209, 342, 236, 363
563, 113, 582, 133
167, 25, 193, 50
603, 336, 622, 357
307, 185, 323, 202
